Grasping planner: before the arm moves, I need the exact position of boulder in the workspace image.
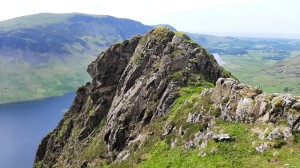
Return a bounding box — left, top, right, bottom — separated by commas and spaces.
212, 133, 231, 142
267, 127, 282, 141
255, 142, 269, 153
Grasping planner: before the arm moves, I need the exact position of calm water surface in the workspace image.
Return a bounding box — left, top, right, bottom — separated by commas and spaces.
0, 92, 75, 168
212, 53, 225, 65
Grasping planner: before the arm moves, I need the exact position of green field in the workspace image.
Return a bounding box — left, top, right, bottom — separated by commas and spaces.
189, 34, 300, 96
221, 51, 300, 95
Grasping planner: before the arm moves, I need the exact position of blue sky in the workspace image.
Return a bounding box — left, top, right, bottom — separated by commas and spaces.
1, 0, 299, 38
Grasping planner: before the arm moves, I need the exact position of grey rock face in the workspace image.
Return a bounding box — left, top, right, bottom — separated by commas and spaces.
116, 150, 130, 163
34, 28, 229, 167
266, 127, 282, 141
171, 138, 178, 148
202, 78, 300, 130
193, 131, 203, 143
258, 128, 269, 140
256, 142, 269, 153
282, 127, 292, 140
187, 112, 201, 123
102, 28, 227, 154
185, 141, 195, 149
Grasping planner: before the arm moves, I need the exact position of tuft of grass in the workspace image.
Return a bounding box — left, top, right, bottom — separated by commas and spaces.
222, 97, 230, 104
273, 140, 287, 149
211, 107, 221, 117
58, 118, 71, 138
34, 160, 44, 168
170, 71, 183, 81
88, 107, 95, 116
82, 135, 107, 161
133, 52, 145, 65
174, 31, 185, 37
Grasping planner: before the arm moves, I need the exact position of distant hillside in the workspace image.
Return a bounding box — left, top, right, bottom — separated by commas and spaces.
0, 13, 153, 103
1, 13, 300, 103
188, 33, 300, 95
257, 55, 300, 94
0, 13, 153, 64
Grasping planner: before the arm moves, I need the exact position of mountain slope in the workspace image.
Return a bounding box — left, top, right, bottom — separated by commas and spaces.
0, 13, 153, 59
33, 28, 232, 167
256, 55, 300, 95
34, 28, 300, 168
0, 13, 153, 103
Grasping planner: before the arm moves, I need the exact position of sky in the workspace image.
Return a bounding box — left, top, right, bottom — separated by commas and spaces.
0, 0, 300, 38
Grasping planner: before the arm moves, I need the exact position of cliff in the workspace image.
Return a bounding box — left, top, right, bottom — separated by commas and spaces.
34, 28, 300, 167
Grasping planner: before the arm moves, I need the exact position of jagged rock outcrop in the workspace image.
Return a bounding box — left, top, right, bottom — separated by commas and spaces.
200, 78, 300, 129
34, 28, 231, 167
34, 28, 300, 167
191, 78, 300, 155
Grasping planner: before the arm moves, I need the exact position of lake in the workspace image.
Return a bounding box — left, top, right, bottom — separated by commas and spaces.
212, 53, 225, 65
0, 92, 76, 168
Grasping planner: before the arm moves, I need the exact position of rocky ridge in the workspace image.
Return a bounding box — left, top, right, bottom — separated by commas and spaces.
34, 28, 230, 167
201, 78, 300, 128
198, 78, 300, 153
34, 28, 300, 167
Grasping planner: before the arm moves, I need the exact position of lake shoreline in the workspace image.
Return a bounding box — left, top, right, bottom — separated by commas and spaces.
0, 91, 76, 168
0, 91, 76, 106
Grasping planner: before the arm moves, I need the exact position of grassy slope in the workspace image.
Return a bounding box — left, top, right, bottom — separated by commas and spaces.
137, 122, 300, 168
107, 84, 300, 168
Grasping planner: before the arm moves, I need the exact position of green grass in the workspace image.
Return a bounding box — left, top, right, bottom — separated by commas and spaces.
135, 121, 300, 168
34, 160, 44, 168
111, 79, 300, 168
133, 52, 145, 65
82, 135, 107, 161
